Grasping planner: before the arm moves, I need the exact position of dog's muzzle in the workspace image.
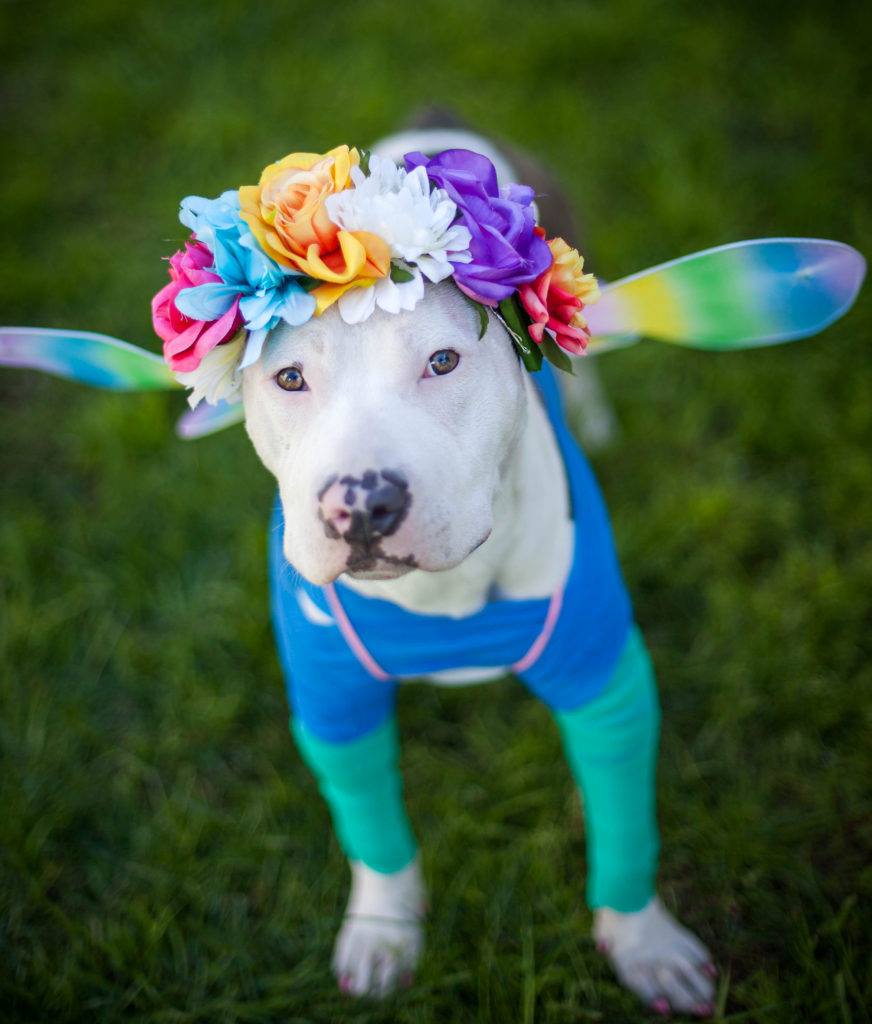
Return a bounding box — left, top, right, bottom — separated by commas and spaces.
318, 469, 411, 544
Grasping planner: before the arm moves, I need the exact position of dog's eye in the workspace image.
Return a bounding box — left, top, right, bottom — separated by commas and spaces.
275, 366, 307, 392
427, 350, 460, 377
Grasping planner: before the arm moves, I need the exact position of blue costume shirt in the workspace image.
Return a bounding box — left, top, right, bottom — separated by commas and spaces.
269, 364, 633, 743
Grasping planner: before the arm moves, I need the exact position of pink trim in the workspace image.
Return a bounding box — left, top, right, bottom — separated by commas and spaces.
511, 586, 565, 674
323, 583, 392, 682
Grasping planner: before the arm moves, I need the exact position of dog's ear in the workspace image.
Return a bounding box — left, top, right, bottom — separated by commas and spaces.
586, 238, 866, 354
0, 326, 179, 391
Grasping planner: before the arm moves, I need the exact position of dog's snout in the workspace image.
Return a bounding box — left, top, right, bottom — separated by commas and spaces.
319, 469, 411, 542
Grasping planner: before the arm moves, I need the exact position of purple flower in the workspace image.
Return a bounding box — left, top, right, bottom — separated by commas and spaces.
404, 148, 552, 305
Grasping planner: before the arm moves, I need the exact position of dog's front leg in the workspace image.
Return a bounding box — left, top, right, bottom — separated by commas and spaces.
544, 627, 717, 1017
294, 716, 426, 997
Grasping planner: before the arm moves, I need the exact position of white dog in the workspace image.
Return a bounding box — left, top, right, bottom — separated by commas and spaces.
2, 116, 863, 1018
2, 125, 726, 1018
239, 127, 717, 1015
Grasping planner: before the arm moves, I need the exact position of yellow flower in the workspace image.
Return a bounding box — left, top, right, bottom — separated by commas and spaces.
239, 145, 390, 313
547, 237, 600, 329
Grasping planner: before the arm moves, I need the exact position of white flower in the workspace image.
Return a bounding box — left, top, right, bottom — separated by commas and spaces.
174, 331, 246, 408
325, 155, 471, 287
337, 270, 426, 325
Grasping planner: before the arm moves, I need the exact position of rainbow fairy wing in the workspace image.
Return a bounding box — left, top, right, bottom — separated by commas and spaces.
5, 237, 865, 441
0, 327, 180, 390
586, 238, 866, 353
175, 399, 245, 439
0, 324, 244, 439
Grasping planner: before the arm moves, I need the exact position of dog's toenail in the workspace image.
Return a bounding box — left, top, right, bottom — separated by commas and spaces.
401, 971, 414, 988
652, 996, 670, 1015
596, 940, 610, 954
339, 975, 351, 993
702, 962, 718, 978
694, 1003, 714, 1017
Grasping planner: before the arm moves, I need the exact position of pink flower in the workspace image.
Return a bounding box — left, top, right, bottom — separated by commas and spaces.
518, 235, 599, 355
151, 240, 242, 372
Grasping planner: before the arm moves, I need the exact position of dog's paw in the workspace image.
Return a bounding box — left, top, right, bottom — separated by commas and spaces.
332, 914, 423, 997
593, 896, 717, 1017
332, 857, 426, 998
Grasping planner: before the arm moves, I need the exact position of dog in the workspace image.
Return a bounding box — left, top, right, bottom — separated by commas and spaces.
6, 117, 862, 1015
237, 122, 717, 1015
2, 113, 864, 1017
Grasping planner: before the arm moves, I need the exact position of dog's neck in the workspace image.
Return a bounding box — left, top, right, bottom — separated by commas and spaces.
341, 372, 573, 618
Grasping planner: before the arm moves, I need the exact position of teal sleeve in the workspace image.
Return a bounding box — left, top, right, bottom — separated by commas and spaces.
555, 625, 661, 913
292, 715, 418, 875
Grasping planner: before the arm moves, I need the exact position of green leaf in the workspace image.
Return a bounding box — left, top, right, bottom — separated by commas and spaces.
476, 302, 489, 340
538, 333, 575, 375
390, 263, 415, 283
357, 147, 371, 175
518, 340, 543, 373
459, 291, 490, 339
498, 298, 542, 372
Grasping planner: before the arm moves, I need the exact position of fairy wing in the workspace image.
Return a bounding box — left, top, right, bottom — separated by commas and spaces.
0, 324, 245, 440
585, 238, 866, 353
4, 237, 865, 440
175, 399, 245, 439
0, 327, 180, 390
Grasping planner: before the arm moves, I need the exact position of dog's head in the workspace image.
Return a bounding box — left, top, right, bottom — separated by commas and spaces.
140, 140, 600, 586
242, 282, 526, 585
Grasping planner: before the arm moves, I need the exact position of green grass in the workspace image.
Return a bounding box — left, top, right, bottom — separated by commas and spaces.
1, 1, 871, 1021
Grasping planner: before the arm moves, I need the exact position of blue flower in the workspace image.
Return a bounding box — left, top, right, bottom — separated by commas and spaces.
174, 191, 316, 368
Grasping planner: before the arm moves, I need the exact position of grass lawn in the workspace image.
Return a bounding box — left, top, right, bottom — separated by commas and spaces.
1, 1, 870, 1021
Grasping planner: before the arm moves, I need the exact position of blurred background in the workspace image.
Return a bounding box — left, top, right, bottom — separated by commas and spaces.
1, 1, 870, 1021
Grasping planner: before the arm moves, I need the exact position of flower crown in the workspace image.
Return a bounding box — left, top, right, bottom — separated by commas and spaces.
151, 145, 599, 407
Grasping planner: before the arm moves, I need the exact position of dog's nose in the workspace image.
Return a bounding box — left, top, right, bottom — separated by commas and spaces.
365, 474, 409, 536
319, 469, 411, 542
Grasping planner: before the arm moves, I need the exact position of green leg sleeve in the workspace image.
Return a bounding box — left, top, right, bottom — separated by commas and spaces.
555, 626, 661, 912
292, 715, 418, 875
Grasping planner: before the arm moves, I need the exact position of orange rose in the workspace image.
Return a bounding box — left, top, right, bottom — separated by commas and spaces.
518, 234, 600, 354
239, 145, 389, 313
